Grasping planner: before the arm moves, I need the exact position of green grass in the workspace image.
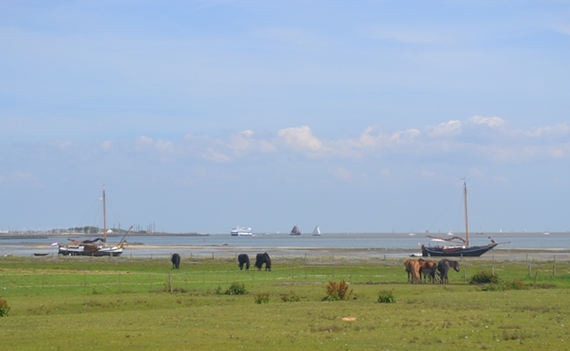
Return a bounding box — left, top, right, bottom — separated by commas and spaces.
1, 255, 570, 350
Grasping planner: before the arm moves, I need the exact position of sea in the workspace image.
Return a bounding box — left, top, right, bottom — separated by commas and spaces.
1, 231, 569, 258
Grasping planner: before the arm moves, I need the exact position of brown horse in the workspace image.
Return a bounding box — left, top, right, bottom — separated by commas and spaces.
404, 259, 421, 284
419, 259, 438, 283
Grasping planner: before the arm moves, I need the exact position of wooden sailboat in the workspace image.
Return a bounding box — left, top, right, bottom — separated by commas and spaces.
290, 225, 301, 235
312, 225, 321, 236
421, 182, 498, 257
58, 186, 130, 256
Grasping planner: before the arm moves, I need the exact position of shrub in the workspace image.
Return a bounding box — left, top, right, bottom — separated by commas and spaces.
0, 298, 10, 317
322, 280, 353, 301
377, 290, 395, 303
280, 291, 301, 302
254, 293, 270, 304
505, 279, 528, 290
481, 279, 529, 291
225, 282, 247, 295
468, 270, 500, 285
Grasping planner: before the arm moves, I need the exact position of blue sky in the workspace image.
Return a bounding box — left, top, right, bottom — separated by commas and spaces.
1, 1, 570, 234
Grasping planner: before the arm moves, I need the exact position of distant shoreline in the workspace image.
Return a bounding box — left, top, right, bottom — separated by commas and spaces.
3, 241, 570, 261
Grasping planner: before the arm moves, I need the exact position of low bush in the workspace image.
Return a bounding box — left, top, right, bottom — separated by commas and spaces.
225, 282, 248, 295
254, 293, 270, 304
322, 280, 354, 301
0, 297, 10, 317
377, 290, 395, 303
280, 291, 300, 302
468, 270, 500, 285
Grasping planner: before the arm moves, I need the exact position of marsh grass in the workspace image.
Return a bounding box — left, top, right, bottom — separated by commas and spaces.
0, 256, 569, 350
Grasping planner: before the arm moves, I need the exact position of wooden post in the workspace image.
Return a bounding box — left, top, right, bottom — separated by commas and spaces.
463, 269, 466, 281
534, 271, 539, 286
528, 265, 531, 278
169, 273, 173, 293
491, 266, 494, 276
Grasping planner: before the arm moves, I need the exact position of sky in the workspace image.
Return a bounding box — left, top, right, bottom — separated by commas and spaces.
1, 1, 570, 234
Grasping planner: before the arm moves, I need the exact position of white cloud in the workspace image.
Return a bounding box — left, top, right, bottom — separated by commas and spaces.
469, 115, 506, 128
117, 118, 570, 166
229, 130, 277, 155
277, 126, 330, 154
135, 136, 155, 151
426, 120, 462, 138
333, 167, 353, 182
101, 140, 113, 151
48, 140, 72, 149
521, 123, 570, 138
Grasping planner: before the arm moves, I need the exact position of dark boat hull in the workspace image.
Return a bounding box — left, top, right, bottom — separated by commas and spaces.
58, 247, 123, 257
422, 243, 498, 257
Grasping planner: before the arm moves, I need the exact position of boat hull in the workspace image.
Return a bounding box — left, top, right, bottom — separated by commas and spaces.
422, 243, 497, 257
58, 246, 123, 257
230, 232, 252, 236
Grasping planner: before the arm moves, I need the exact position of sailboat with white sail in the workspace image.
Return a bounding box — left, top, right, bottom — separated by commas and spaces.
312, 225, 321, 236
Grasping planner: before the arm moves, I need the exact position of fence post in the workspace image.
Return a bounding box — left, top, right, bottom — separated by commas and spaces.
528, 265, 531, 278
534, 271, 539, 286
169, 273, 173, 293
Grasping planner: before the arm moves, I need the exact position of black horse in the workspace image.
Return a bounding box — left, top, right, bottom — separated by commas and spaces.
238, 254, 250, 270
437, 259, 460, 284
255, 252, 271, 271
171, 253, 181, 269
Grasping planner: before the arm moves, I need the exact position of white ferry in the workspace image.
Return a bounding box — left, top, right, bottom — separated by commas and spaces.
231, 226, 252, 236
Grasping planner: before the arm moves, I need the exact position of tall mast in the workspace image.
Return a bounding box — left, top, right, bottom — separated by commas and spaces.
463, 182, 470, 247
102, 185, 107, 243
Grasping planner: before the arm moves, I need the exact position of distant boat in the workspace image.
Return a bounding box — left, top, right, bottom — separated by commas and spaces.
231, 226, 252, 236
290, 225, 301, 235
543, 231, 550, 235
312, 225, 321, 236
422, 182, 500, 257
58, 186, 130, 257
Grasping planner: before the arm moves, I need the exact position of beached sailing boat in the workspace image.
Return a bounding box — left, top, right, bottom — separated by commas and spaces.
58, 186, 130, 256
312, 225, 321, 236
421, 182, 499, 257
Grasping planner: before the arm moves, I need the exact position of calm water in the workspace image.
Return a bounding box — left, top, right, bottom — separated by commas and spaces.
1, 232, 569, 257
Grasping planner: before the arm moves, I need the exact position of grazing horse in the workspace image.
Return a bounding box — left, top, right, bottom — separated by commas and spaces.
238, 254, 250, 270
171, 253, 181, 269
437, 259, 460, 284
404, 259, 421, 284
419, 259, 438, 283
255, 252, 271, 271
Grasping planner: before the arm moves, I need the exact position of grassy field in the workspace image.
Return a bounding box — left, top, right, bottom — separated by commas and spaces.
1, 255, 569, 350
